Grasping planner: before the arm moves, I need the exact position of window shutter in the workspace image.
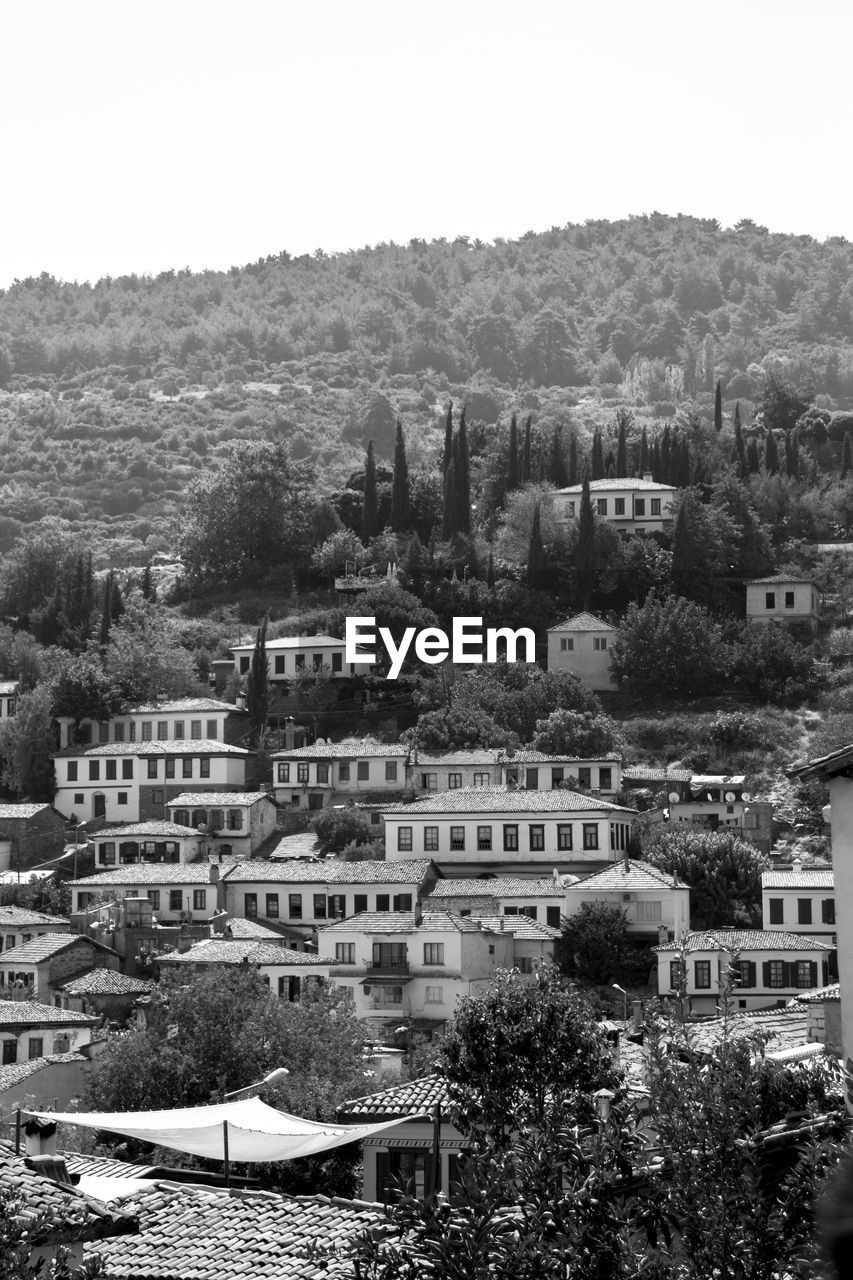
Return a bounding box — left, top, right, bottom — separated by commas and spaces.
762, 961, 771, 988
783, 961, 795, 987
376, 1152, 391, 1204
746, 961, 756, 989
810, 962, 818, 988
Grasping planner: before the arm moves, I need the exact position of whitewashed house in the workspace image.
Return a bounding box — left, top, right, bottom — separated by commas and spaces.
166, 792, 278, 858
0, 906, 71, 954
229, 634, 372, 683
745, 576, 820, 632
69, 861, 229, 924
546, 614, 618, 692
762, 862, 835, 944
552, 476, 677, 536
565, 860, 689, 941
272, 739, 409, 809
0, 1000, 98, 1066
499, 750, 622, 795
426, 876, 568, 929
54, 697, 249, 749
0, 680, 19, 720
159, 938, 333, 1001
93, 821, 202, 869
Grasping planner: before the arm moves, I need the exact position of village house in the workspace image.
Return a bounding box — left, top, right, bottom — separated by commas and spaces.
0, 933, 120, 1005
565, 860, 690, 943
552, 475, 678, 536
0, 678, 19, 719
408, 749, 503, 792
221, 858, 439, 942
0, 999, 99, 1065
229, 633, 372, 682
54, 696, 250, 750
468, 912, 560, 972
762, 861, 836, 951
166, 792, 278, 857
0, 905, 71, 953
321, 909, 515, 1030
158, 937, 333, 1001
0, 803, 66, 876
92, 820, 204, 869
69, 861, 228, 925
499, 749, 622, 795
52, 741, 255, 826
546, 613, 619, 692
271, 738, 410, 809
382, 787, 636, 877
654, 929, 833, 1014
745, 575, 820, 633
55, 969, 153, 1025
0, 1050, 93, 1115
426, 875, 569, 928
621, 765, 693, 801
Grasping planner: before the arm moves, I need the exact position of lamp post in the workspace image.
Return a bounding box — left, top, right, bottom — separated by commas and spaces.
612, 983, 628, 1025
223, 1066, 290, 1102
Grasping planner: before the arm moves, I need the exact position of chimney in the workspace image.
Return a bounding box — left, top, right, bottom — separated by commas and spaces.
235, 692, 247, 712
24, 1119, 58, 1158
643, 472, 653, 482
209, 863, 220, 884
792, 857, 803, 873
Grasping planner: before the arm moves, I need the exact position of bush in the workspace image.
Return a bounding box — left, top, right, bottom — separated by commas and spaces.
707, 710, 765, 750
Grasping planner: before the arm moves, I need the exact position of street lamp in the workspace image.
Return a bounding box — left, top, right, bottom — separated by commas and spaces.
612, 983, 628, 1024
223, 1066, 290, 1101
74, 822, 88, 880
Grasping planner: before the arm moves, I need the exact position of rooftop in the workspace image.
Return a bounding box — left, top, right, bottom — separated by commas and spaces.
167, 791, 271, 807
655, 929, 833, 953
223, 918, 299, 941
225, 858, 437, 885
0, 1051, 88, 1095
231, 633, 346, 652
791, 982, 841, 1004
472, 914, 561, 941
320, 909, 503, 936
124, 698, 246, 714
57, 970, 154, 997
0, 680, 19, 696
762, 868, 834, 889
94, 822, 200, 839
501, 748, 623, 764
789, 742, 853, 783
385, 787, 635, 816
556, 477, 676, 493
746, 575, 816, 586
340, 1072, 449, 1120
0, 905, 71, 928
69, 863, 234, 887
0, 999, 99, 1027
55, 740, 251, 759
0, 803, 53, 819
547, 612, 619, 633
0, 1152, 136, 1243
0, 933, 119, 963
161, 939, 333, 967
570, 860, 683, 892
427, 876, 568, 899
267, 832, 322, 860
622, 765, 693, 784
272, 738, 409, 760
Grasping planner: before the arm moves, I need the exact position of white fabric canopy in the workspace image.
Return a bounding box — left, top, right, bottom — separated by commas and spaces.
27, 1096, 409, 1163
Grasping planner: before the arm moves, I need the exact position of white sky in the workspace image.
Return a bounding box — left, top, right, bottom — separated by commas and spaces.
2, 0, 851, 287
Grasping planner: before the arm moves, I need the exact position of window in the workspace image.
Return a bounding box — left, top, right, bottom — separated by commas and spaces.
551, 768, 564, 787
767, 960, 785, 988
101, 842, 116, 865
288, 894, 302, 919
582, 824, 599, 850
174, 721, 185, 739
140, 722, 152, 742
147, 759, 158, 779
567, 502, 575, 517
67, 762, 78, 781
529, 824, 545, 851
210, 809, 224, 830
473, 772, 490, 787
614, 497, 625, 516
339, 763, 351, 782
376, 894, 390, 912
190, 720, 202, 740
557, 825, 573, 851
313, 894, 327, 919
650, 499, 661, 516
503, 824, 519, 851
765, 592, 776, 609
578, 767, 591, 788
785, 591, 795, 609
477, 825, 492, 850
768, 899, 784, 925
169, 890, 184, 913
329, 894, 346, 918
795, 960, 814, 988
193, 889, 207, 911
177, 758, 191, 779
423, 942, 445, 965
2, 1041, 17, 1065
822, 899, 836, 924
420, 773, 438, 791
89, 761, 100, 781
694, 958, 711, 989
448, 772, 463, 789
635, 498, 646, 516
425, 986, 443, 1004
277, 763, 290, 783
117, 792, 128, 806
669, 960, 684, 990
173, 810, 189, 826
593, 637, 608, 651
239, 657, 250, 674
114, 723, 125, 742
596, 499, 608, 516
424, 826, 439, 852
198, 757, 210, 780
157, 721, 168, 740
106, 760, 117, 780
311, 653, 323, 672
797, 898, 813, 925
74, 793, 84, 805
165, 759, 175, 778
297, 763, 309, 784
734, 960, 755, 988
336, 943, 355, 964
332, 652, 343, 672
227, 810, 243, 830
207, 720, 218, 739
354, 894, 367, 913
295, 654, 305, 671
450, 826, 465, 851
244, 894, 258, 918
547, 906, 561, 928
398, 826, 413, 852
560, 637, 574, 651
525, 768, 539, 789
357, 762, 370, 781
385, 761, 398, 782
275, 655, 285, 675
312, 763, 327, 784
517, 956, 535, 974
599, 768, 612, 790
152, 788, 164, 804
265, 894, 279, 918
636, 901, 662, 921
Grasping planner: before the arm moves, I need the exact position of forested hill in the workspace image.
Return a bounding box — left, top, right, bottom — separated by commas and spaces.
1, 213, 852, 565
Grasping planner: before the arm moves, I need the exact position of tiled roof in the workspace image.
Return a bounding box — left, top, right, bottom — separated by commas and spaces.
0, 933, 119, 963
90, 1183, 382, 1278
762, 868, 834, 889
0, 803, 52, 819
225, 858, 436, 885
161, 939, 332, 967
654, 929, 833, 953
231, 633, 345, 651
428, 876, 567, 898
167, 791, 269, 806
683, 1006, 811, 1056
689, 774, 746, 788
272, 739, 409, 760
0, 905, 71, 928
501, 749, 623, 764
472, 914, 560, 941
556, 477, 675, 493
415, 749, 499, 766
0, 680, 19, 695
57, 970, 154, 997
223, 918, 298, 941
0, 1051, 88, 1094
547, 612, 618, 633
790, 742, 853, 782
125, 698, 244, 714
55, 740, 250, 759
622, 766, 692, 784
0, 999, 99, 1027
64, 1153, 158, 1181
267, 832, 322, 860
570, 860, 682, 892
746, 575, 816, 586
791, 982, 841, 1004
320, 910, 499, 935
386, 787, 635, 815
69, 863, 232, 887
94, 822, 200, 839
340, 1073, 449, 1120
0, 1152, 136, 1242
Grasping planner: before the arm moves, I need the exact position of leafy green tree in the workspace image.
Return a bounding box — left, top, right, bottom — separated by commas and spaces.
246, 616, 269, 748
0, 684, 56, 800
555, 902, 635, 983
390, 419, 411, 532
764, 428, 781, 475
0, 519, 86, 631
0, 1187, 104, 1279
309, 806, 376, 855
610, 592, 726, 697
731, 623, 819, 701
532, 707, 622, 757
642, 827, 768, 927
104, 593, 200, 704
310, 528, 365, 580
756, 372, 811, 435
50, 652, 117, 740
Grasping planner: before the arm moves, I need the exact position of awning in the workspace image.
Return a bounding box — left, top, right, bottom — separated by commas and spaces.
360, 974, 413, 986
26, 1096, 410, 1163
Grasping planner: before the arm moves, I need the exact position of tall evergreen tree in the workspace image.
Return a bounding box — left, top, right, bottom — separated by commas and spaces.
403, 533, 424, 596
638, 426, 649, 475
548, 425, 569, 488
590, 428, 605, 481
441, 458, 458, 540
746, 438, 761, 474
714, 380, 723, 432
140, 563, 154, 601
574, 469, 597, 609
567, 433, 579, 486
522, 415, 532, 484
442, 402, 454, 478
246, 616, 269, 749
734, 401, 742, 433
615, 410, 629, 478
507, 413, 520, 491
455, 409, 471, 535
486, 547, 496, 589
526, 502, 546, 590
670, 499, 695, 596
733, 406, 747, 478
650, 439, 661, 481
362, 440, 379, 539
390, 419, 411, 532
842, 433, 853, 480
660, 425, 672, 484
764, 429, 780, 475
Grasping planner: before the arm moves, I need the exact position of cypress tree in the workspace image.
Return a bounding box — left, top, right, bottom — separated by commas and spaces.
442, 402, 454, 478
548, 425, 569, 488
734, 401, 742, 432
390, 418, 411, 532
746, 438, 761, 474
99, 576, 113, 649
526, 502, 546, 590
522, 415, 532, 484
842, 434, 853, 480
403, 533, 425, 595
508, 413, 520, 491
441, 458, 458, 540
660, 425, 672, 485
575, 468, 597, 608
246, 616, 269, 748
456, 409, 471, 535
714, 380, 723, 432
650, 439, 661, 482
671, 499, 695, 596
362, 441, 379, 539
487, 547, 496, 589
787, 427, 800, 480
638, 426, 649, 476
140, 563, 154, 601
734, 406, 746, 478
567, 433, 579, 486
764, 429, 780, 476
590, 428, 605, 481
615, 411, 628, 478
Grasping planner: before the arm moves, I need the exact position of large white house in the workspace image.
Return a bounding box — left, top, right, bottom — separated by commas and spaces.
552, 475, 677, 536
383, 787, 635, 876
272, 739, 409, 809
229, 635, 372, 683
426, 876, 569, 929
762, 862, 835, 944
55, 697, 249, 750
166, 792, 278, 858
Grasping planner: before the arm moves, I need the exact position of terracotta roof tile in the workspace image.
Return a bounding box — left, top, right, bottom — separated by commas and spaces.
57, 971, 153, 997
385, 787, 635, 816
0, 1051, 88, 1093
0, 933, 119, 962
0, 999, 99, 1026
762, 868, 834, 889
428, 876, 567, 898
320, 910, 499, 935
0, 1152, 136, 1243
547, 612, 618, 632
54, 741, 251, 759
272, 739, 409, 760
0, 803, 53, 819
654, 929, 833, 953
0, 905, 71, 928
161, 940, 332, 966
340, 1073, 449, 1120
225, 859, 435, 886
69, 863, 236, 888
570, 860, 682, 892
167, 791, 271, 807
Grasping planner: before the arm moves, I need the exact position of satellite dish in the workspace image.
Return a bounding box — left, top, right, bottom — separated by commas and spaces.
706, 792, 714, 802
668, 792, 680, 805
724, 791, 736, 803
741, 792, 751, 803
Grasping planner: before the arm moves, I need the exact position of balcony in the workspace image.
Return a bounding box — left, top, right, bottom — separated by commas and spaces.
368, 958, 410, 976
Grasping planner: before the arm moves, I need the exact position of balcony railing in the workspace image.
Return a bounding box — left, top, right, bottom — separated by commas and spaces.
368, 959, 409, 974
